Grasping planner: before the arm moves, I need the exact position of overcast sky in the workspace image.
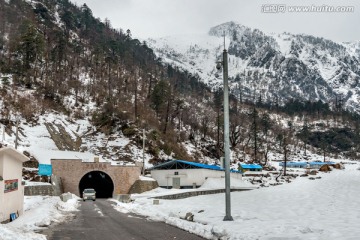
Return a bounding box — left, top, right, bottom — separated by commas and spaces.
71, 0, 360, 42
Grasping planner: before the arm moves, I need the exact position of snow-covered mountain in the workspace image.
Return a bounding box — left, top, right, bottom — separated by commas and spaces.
148, 22, 360, 112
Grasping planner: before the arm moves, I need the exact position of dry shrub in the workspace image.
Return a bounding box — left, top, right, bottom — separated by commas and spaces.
73, 109, 85, 119
16, 95, 40, 121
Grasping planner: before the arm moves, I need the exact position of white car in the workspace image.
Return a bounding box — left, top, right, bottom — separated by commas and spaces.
83, 188, 96, 201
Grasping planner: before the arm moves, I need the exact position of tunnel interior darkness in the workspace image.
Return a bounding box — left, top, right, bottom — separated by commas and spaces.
79, 171, 114, 198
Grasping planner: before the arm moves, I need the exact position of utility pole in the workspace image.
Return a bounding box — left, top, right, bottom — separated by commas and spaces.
283, 142, 287, 176
2, 125, 5, 142
223, 45, 233, 221
15, 117, 19, 149
142, 128, 146, 175
253, 107, 258, 163
0, 102, 4, 142
217, 35, 233, 221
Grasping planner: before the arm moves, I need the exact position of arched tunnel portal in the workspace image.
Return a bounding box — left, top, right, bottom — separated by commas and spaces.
78, 171, 114, 198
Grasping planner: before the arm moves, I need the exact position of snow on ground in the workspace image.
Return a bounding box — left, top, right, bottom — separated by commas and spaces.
14, 113, 101, 164
112, 161, 360, 240
199, 177, 255, 190
129, 177, 255, 200
139, 175, 156, 181
0, 195, 79, 240
16, 114, 60, 157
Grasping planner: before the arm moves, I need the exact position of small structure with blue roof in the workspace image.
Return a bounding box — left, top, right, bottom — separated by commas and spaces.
238, 164, 262, 173
279, 161, 336, 169
149, 159, 242, 189
279, 161, 307, 168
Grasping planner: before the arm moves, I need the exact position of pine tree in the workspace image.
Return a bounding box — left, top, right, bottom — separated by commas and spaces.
151, 79, 170, 117
250, 107, 260, 162
15, 20, 44, 88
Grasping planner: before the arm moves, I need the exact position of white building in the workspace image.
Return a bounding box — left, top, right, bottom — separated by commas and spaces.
0, 147, 29, 223
150, 160, 242, 189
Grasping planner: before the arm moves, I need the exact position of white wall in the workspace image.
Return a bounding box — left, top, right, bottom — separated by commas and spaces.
151, 169, 242, 188
0, 157, 3, 176
0, 152, 24, 222
0, 175, 6, 222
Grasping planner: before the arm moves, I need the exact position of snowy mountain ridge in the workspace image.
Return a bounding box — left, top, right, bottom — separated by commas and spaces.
148, 21, 360, 112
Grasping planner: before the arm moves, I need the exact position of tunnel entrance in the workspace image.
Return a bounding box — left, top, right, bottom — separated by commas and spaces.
79, 171, 114, 198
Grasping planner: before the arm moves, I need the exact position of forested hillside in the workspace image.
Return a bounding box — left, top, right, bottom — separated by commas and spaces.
0, 0, 215, 162
1, 0, 360, 165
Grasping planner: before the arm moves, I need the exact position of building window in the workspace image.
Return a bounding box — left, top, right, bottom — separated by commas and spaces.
174, 172, 179, 175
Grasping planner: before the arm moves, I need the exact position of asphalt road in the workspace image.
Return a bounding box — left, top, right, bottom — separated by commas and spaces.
45, 199, 205, 240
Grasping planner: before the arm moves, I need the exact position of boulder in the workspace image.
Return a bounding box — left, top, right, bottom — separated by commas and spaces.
319, 164, 332, 172
41, 176, 49, 182
333, 163, 344, 169
185, 212, 194, 222
33, 176, 41, 181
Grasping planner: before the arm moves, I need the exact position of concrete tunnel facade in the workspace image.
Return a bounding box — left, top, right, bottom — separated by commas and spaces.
51, 159, 141, 197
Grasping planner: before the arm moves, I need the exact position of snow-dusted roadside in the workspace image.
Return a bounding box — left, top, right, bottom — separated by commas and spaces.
0, 195, 79, 240
112, 162, 360, 240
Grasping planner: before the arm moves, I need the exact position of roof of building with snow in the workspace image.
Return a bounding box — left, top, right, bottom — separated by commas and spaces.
149, 159, 223, 171
0, 147, 29, 163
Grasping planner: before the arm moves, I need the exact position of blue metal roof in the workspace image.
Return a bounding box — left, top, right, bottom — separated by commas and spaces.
150, 159, 224, 171
279, 161, 307, 167
176, 160, 223, 170
279, 161, 336, 167
240, 164, 263, 169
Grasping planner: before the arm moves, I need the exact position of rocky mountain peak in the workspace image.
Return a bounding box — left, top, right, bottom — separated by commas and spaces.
148, 22, 360, 113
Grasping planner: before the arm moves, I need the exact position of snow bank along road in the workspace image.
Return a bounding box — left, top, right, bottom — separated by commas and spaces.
44, 199, 205, 240
112, 162, 360, 239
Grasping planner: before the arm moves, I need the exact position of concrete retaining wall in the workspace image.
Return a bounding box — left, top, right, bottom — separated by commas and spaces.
24, 185, 56, 196
24, 175, 64, 196
128, 180, 159, 194
154, 188, 252, 200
